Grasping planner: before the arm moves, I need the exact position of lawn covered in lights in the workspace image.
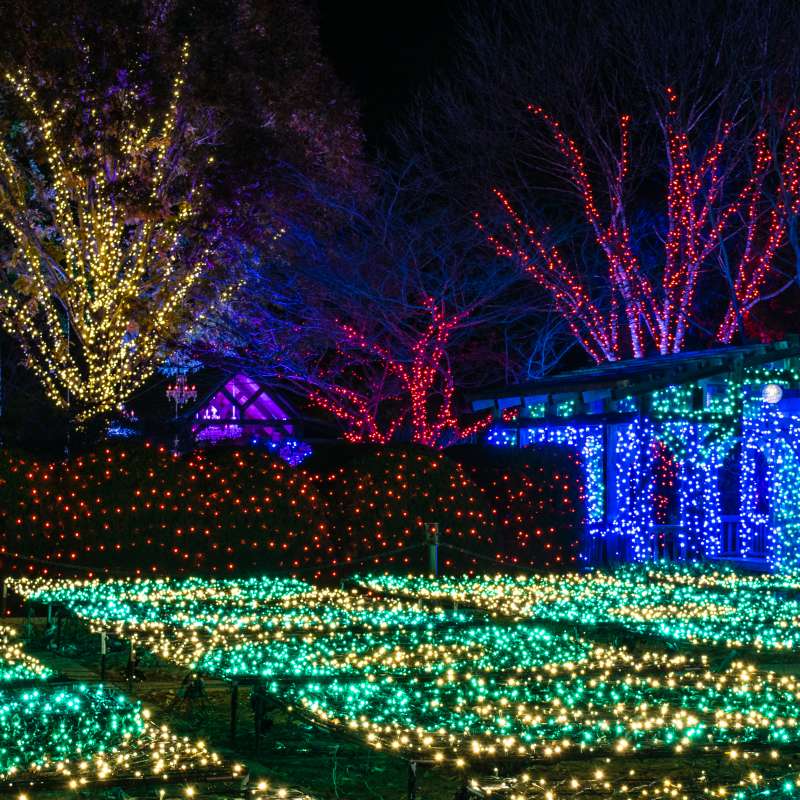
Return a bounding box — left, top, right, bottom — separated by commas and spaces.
357, 564, 800, 651
13, 563, 800, 788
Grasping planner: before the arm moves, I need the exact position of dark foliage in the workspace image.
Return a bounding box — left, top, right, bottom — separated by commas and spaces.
0, 0, 366, 229
0, 443, 330, 578
311, 445, 498, 572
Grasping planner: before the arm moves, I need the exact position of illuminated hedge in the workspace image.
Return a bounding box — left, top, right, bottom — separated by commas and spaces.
313, 446, 497, 572
448, 444, 585, 569
0, 444, 329, 577
0, 442, 585, 577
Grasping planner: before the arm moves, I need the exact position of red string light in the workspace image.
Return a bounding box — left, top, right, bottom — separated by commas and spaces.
310, 299, 492, 448
0, 445, 584, 579
479, 95, 800, 359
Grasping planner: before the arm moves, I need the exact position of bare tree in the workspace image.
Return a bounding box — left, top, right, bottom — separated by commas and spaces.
198, 165, 551, 443
395, 0, 800, 355
479, 103, 800, 361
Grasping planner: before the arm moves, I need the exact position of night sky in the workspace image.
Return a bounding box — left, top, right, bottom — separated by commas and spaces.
317, 0, 458, 142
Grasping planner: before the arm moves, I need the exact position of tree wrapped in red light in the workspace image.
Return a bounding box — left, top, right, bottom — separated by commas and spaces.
308, 381, 402, 445
480, 97, 800, 361
309, 299, 492, 448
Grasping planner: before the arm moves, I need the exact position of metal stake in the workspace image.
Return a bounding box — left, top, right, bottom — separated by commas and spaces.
126, 641, 135, 693
425, 522, 439, 576
407, 761, 418, 800
100, 631, 107, 681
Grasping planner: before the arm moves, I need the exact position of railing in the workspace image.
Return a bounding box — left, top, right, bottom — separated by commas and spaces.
588, 536, 608, 564
587, 517, 771, 564
651, 524, 689, 561
720, 515, 767, 559
720, 516, 740, 557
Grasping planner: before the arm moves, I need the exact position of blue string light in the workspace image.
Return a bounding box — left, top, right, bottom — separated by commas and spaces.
485, 365, 800, 569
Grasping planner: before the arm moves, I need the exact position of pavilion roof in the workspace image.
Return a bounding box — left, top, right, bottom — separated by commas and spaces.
471, 338, 800, 411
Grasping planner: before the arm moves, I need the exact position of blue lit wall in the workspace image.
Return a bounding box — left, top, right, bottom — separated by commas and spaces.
486, 381, 800, 570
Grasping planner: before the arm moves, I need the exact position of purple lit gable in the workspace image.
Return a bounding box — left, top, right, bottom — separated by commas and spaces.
193, 374, 294, 445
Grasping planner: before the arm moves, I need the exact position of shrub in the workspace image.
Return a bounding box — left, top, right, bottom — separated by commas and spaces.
446, 444, 585, 570
0, 442, 586, 579
313, 446, 497, 574
0, 444, 328, 577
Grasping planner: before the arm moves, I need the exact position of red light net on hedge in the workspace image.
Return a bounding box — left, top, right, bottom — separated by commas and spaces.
0, 443, 584, 579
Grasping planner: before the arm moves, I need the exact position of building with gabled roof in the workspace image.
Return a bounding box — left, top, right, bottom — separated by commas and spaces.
192, 373, 296, 445
471, 338, 800, 569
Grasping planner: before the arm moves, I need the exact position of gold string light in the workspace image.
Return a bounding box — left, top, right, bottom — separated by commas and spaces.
0, 42, 210, 422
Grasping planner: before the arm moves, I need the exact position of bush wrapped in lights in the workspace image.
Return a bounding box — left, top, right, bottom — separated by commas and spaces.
0, 442, 585, 578
0, 443, 330, 577
0, 625, 53, 683
448, 444, 585, 569
313, 444, 584, 572
0, 683, 144, 775
314, 446, 497, 572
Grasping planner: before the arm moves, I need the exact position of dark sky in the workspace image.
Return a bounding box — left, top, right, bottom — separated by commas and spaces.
317, 0, 458, 143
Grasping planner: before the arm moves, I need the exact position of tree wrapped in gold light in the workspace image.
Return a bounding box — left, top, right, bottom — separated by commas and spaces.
0, 42, 210, 423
